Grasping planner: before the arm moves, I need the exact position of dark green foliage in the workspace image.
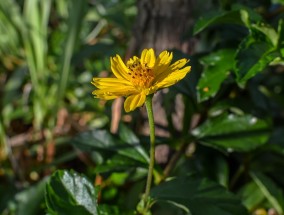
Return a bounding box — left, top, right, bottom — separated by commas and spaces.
45, 170, 98, 215
1, 0, 284, 215
151, 175, 249, 215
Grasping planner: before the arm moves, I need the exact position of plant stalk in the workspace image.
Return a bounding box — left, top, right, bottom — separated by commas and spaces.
144, 95, 155, 204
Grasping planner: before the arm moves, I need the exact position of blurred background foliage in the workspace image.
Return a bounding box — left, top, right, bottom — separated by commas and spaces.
1, 0, 284, 214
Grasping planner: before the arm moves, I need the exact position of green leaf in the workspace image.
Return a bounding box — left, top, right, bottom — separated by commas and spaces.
151, 175, 248, 215
192, 113, 270, 152
98, 205, 121, 215
2, 67, 27, 104
118, 123, 140, 145
197, 49, 235, 101
71, 129, 117, 152
0, 183, 17, 213
278, 19, 284, 49
14, 178, 48, 215
251, 172, 284, 214
193, 10, 245, 35
252, 24, 278, 47
118, 123, 149, 162
94, 154, 147, 173
193, 6, 262, 35
57, 0, 87, 107
45, 170, 98, 215
238, 181, 266, 211
235, 28, 280, 84
71, 129, 148, 172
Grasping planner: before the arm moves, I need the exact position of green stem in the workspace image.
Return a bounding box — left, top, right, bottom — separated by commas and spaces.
144, 95, 155, 204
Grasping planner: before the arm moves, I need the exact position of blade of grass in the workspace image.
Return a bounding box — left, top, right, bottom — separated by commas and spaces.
21, 0, 52, 129
56, 0, 87, 108
23, 0, 52, 83
0, 1, 22, 55
0, 120, 7, 160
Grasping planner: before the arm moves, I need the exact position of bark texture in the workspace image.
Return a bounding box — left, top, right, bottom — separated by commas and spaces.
132, 0, 193, 54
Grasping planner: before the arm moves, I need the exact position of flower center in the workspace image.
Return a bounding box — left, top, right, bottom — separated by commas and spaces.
127, 59, 154, 89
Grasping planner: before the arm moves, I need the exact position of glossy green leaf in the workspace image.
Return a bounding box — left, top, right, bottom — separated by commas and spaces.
235, 28, 279, 84
252, 24, 278, 47
251, 172, 284, 214
151, 175, 248, 215
192, 113, 270, 152
45, 170, 98, 215
197, 49, 235, 101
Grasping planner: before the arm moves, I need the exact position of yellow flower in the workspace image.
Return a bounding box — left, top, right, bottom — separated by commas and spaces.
92, 48, 191, 112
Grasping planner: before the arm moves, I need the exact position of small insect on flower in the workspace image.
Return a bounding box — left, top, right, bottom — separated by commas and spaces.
91, 48, 191, 112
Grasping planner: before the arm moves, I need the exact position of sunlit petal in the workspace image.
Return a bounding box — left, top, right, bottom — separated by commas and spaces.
141, 49, 156, 68
111, 55, 130, 80
93, 86, 138, 99
170, 59, 189, 70
154, 66, 191, 89
153, 58, 190, 85
127, 56, 139, 66
154, 51, 173, 76
124, 93, 146, 112
92, 77, 132, 89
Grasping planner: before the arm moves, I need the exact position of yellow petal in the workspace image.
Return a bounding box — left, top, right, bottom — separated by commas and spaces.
124, 93, 146, 112
153, 58, 189, 84
141, 49, 156, 68
93, 85, 138, 100
93, 94, 118, 100
157, 51, 173, 65
152, 67, 172, 85
92, 77, 132, 89
170, 59, 189, 70
111, 55, 130, 80
155, 66, 191, 89
154, 51, 173, 76
126, 56, 139, 66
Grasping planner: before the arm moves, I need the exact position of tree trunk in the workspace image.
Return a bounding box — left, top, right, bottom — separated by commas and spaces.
132, 0, 193, 54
